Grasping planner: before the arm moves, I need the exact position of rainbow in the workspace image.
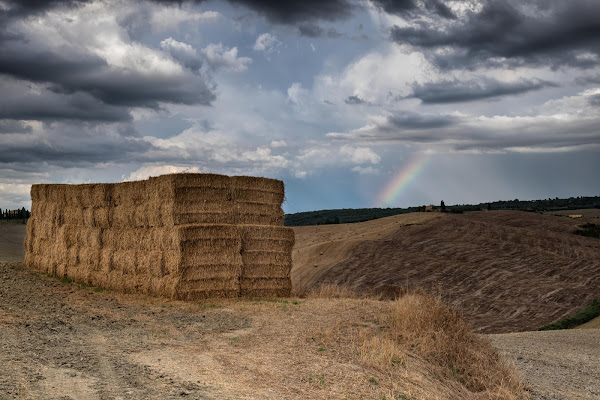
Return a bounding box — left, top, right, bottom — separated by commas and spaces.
377, 153, 430, 207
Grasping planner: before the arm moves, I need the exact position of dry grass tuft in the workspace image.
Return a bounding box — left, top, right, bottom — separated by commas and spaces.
384, 293, 525, 398
302, 287, 527, 399
305, 283, 358, 299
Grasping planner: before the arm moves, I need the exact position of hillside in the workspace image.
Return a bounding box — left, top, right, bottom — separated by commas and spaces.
292, 211, 600, 333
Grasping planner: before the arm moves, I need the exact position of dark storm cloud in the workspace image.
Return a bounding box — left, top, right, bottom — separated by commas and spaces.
387, 111, 457, 129
0, 11, 216, 124
589, 95, 600, 107
0, 42, 216, 108
329, 106, 600, 152
411, 78, 557, 104
0, 124, 153, 166
0, 120, 32, 134
228, 0, 354, 23
298, 23, 345, 38
390, 0, 600, 69
370, 0, 455, 19
345, 95, 367, 105
0, 85, 132, 122
0, 0, 90, 16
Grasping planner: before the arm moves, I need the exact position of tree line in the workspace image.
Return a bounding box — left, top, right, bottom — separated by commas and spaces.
0, 207, 31, 220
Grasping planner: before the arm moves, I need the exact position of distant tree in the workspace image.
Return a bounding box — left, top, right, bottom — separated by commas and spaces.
440, 200, 446, 212
0, 208, 3, 219
20, 207, 26, 219
487, 203, 491, 211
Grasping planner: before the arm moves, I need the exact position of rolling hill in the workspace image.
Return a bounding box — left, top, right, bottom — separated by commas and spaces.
292, 210, 600, 333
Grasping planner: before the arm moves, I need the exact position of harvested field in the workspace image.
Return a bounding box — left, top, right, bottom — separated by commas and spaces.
25, 174, 293, 299
292, 211, 600, 333
0, 261, 525, 400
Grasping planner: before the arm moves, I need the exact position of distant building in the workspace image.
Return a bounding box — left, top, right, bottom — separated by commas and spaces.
425, 205, 434, 212
568, 214, 583, 219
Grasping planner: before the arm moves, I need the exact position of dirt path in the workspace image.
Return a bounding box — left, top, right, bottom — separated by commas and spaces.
489, 330, 600, 399
0, 224, 26, 262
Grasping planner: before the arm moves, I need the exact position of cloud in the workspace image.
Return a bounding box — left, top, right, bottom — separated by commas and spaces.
253, 33, 281, 53
0, 122, 152, 166
270, 140, 287, 148
345, 95, 367, 105
0, 1, 216, 124
297, 23, 345, 38
410, 77, 558, 104
0, 120, 32, 134
389, 0, 600, 70
0, 79, 132, 122
326, 89, 600, 153
200, 43, 252, 72
225, 0, 355, 24
124, 164, 203, 181
340, 145, 381, 164
352, 165, 379, 175
370, 0, 455, 19
160, 37, 204, 72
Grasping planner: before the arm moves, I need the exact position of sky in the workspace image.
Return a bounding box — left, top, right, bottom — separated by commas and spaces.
0, 0, 599, 213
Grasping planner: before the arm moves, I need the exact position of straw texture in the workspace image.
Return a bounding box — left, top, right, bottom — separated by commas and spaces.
25, 173, 293, 299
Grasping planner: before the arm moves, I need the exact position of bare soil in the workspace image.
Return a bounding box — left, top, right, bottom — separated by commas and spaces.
489, 330, 600, 399
0, 223, 26, 262
1, 260, 521, 400
293, 211, 600, 333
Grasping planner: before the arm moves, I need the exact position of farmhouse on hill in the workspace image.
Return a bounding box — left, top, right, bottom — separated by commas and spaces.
24, 173, 294, 299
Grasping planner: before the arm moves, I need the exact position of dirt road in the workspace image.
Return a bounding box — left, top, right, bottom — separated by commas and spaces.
489, 330, 600, 399
0, 223, 26, 262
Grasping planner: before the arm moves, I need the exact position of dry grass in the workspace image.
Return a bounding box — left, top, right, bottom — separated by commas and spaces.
303, 285, 526, 399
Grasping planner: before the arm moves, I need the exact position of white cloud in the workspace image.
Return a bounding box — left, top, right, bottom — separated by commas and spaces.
340, 145, 381, 164
253, 33, 281, 53
295, 170, 308, 179
124, 165, 203, 181
150, 7, 221, 32
313, 43, 431, 105
352, 166, 380, 175
270, 140, 288, 148
200, 43, 252, 72
287, 82, 309, 105
160, 37, 203, 71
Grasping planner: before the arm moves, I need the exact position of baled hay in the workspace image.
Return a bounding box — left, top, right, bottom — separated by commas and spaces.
172, 201, 234, 215
180, 249, 242, 267
175, 289, 239, 301
241, 263, 290, 279
174, 186, 232, 203
30, 184, 47, 203
240, 277, 292, 298
171, 173, 231, 189
180, 264, 243, 280
176, 277, 240, 292
112, 180, 149, 206
232, 188, 284, 205
101, 228, 179, 251
241, 250, 292, 266
173, 212, 234, 225
40, 184, 68, 203
111, 249, 138, 275
239, 225, 294, 241
178, 224, 241, 241
240, 225, 295, 252
231, 175, 283, 193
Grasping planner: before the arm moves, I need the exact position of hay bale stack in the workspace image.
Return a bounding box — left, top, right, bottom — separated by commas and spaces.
25, 173, 293, 299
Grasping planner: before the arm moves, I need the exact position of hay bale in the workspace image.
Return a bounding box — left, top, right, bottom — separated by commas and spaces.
25, 173, 294, 300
